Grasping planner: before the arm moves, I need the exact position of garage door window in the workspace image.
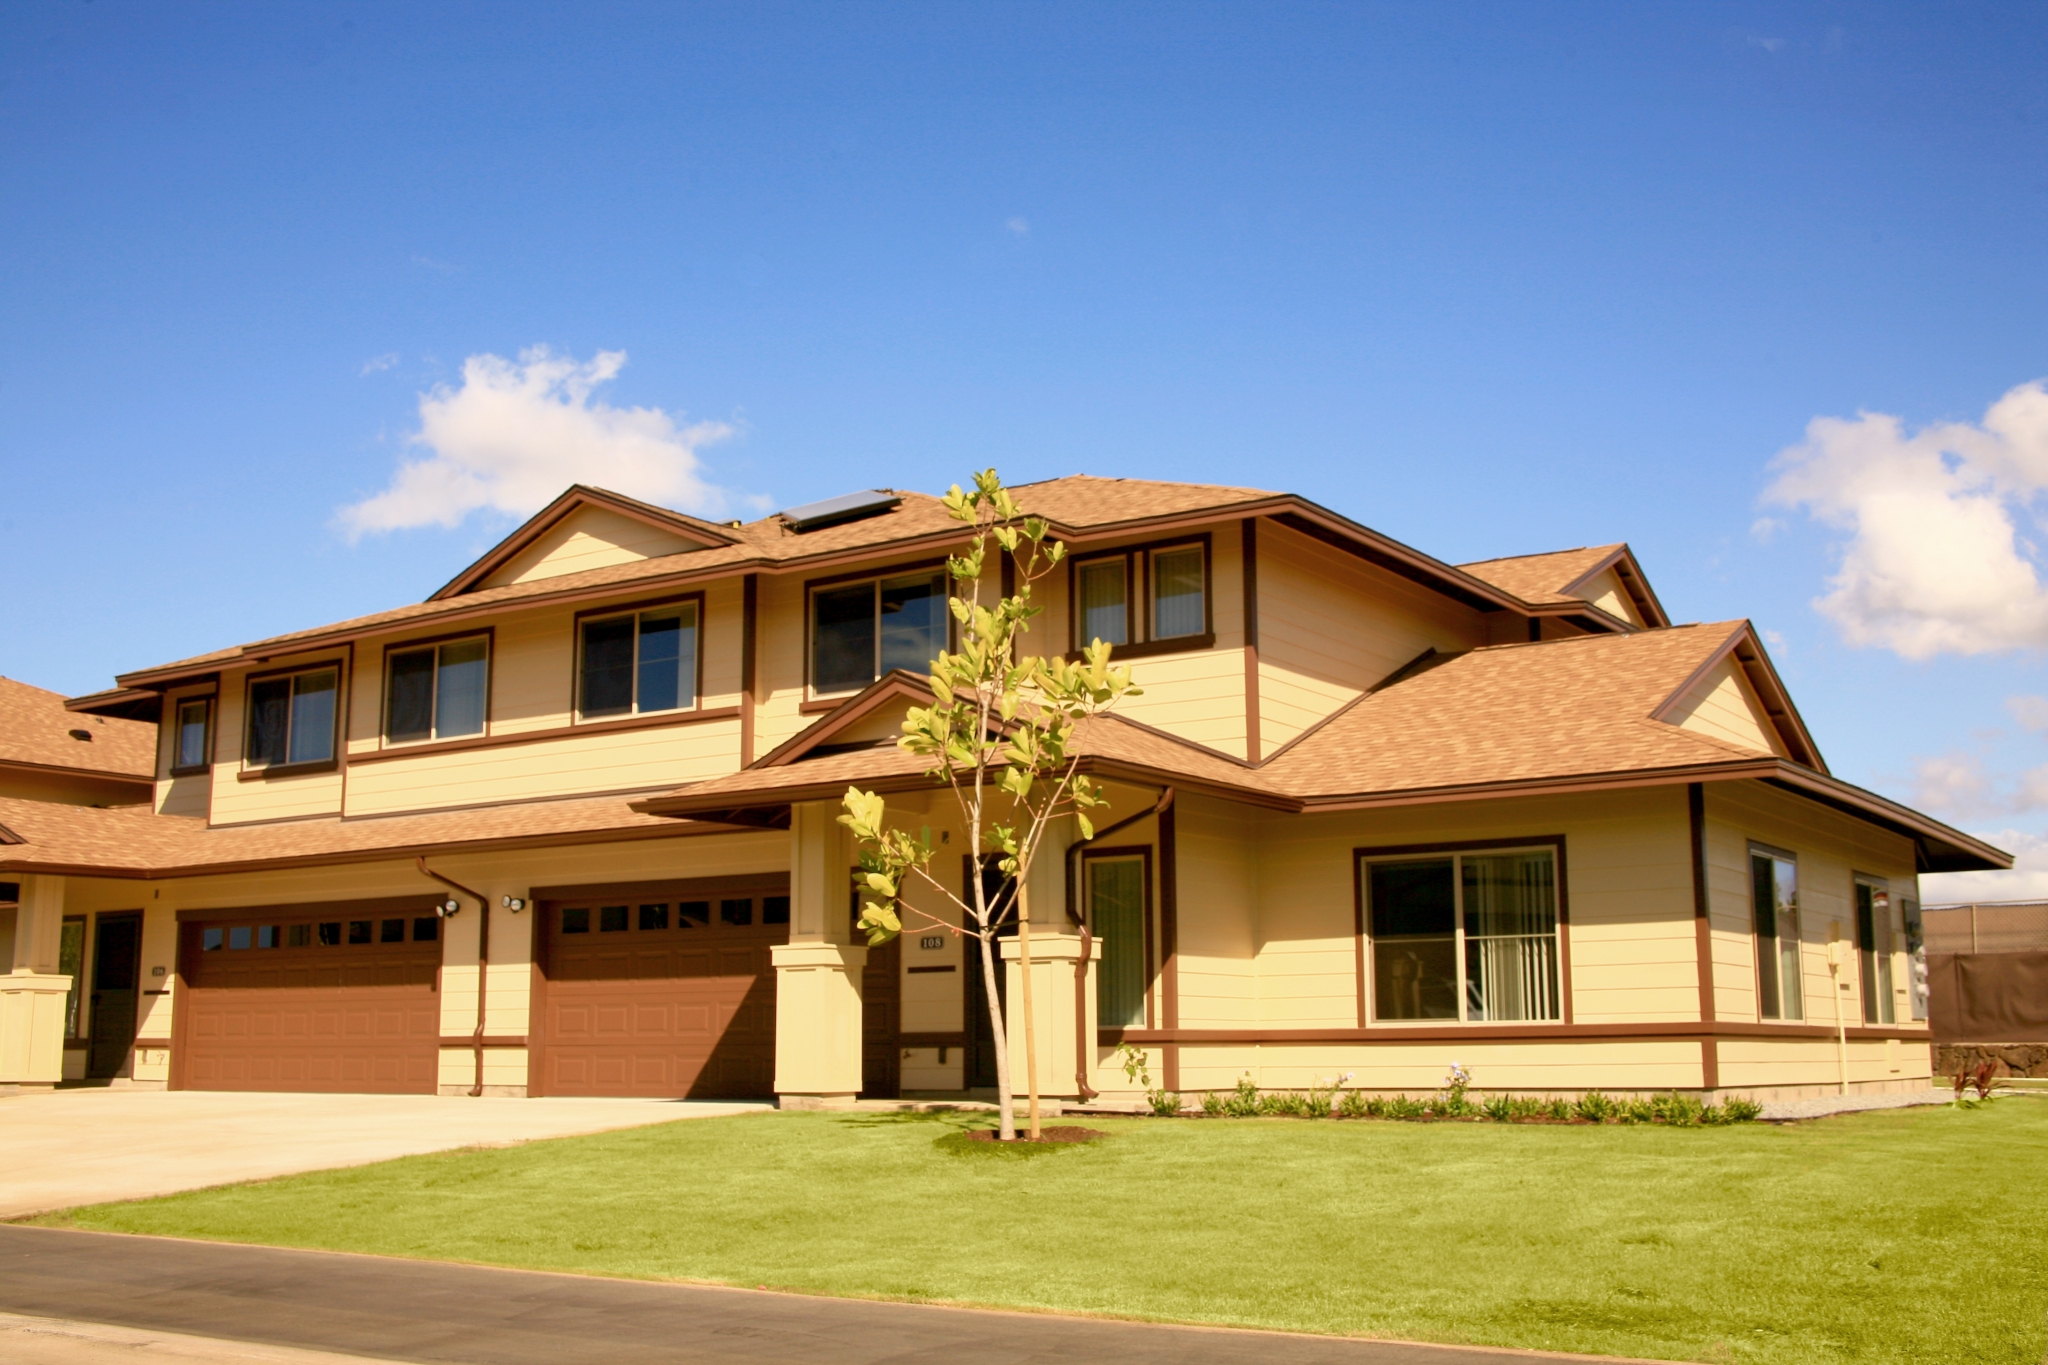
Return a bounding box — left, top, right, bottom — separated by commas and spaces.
600, 906, 629, 932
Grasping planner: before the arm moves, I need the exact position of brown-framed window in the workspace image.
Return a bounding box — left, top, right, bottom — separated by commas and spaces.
171, 697, 212, 774
810, 569, 948, 694
245, 666, 339, 768
385, 636, 489, 743
1750, 845, 1802, 1021
1362, 846, 1560, 1023
578, 602, 698, 719
1085, 853, 1149, 1027
1855, 875, 1895, 1025
1071, 541, 1208, 650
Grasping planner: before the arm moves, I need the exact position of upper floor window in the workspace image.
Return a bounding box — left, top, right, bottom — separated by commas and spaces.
1751, 847, 1803, 1021
385, 637, 489, 744
811, 570, 948, 694
1855, 876, 1895, 1025
1072, 543, 1208, 650
172, 697, 211, 773
1364, 847, 1561, 1023
246, 667, 337, 768
579, 602, 697, 719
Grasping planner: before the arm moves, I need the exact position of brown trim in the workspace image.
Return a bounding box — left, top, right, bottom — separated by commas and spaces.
0, 756, 155, 790
374, 627, 496, 752
427, 484, 740, 602
900, 1031, 967, 1049
1066, 532, 1215, 656
167, 694, 214, 779
1649, 622, 1823, 772
907, 964, 956, 974
1241, 517, 1260, 765
235, 758, 339, 782
529, 872, 789, 904
803, 555, 951, 593
801, 559, 953, 702
1354, 835, 1571, 1026
133, 1038, 171, 1047
348, 706, 741, 766
175, 894, 445, 924
570, 591, 709, 724
739, 573, 758, 767
1157, 796, 1179, 1092
438, 1035, 527, 1048
759, 673, 929, 763
1700, 1038, 1720, 1090
1101, 1020, 1936, 1046
1690, 783, 1716, 1026
800, 695, 860, 714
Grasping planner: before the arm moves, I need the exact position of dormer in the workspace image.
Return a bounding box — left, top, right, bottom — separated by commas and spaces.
428, 485, 739, 600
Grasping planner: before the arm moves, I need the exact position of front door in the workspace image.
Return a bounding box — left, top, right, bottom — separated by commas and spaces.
87, 913, 141, 1078
962, 859, 1015, 1090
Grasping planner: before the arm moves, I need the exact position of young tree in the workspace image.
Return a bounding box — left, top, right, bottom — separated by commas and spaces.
838, 470, 1140, 1140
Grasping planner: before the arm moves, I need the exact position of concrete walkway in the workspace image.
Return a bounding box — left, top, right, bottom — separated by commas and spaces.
0, 1090, 766, 1217
0, 1226, 1660, 1365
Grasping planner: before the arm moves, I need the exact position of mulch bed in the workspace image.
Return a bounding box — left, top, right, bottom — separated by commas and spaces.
964, 1126, 1106, 1144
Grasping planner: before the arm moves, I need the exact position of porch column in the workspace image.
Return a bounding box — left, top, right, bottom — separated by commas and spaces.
771, 800, 866, 1108
1, 875, 71, 1088
1002, 930, 1097, 1102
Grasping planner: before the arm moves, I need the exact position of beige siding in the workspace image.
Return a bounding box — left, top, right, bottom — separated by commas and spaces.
480, 507, 706, 589
1575, 567, 1643, 626
1665, 659, 1787, 757
1255, 520, 1490, 753
206, 656, 348, 826
1173, 796, 1257, 1029
1176, 1040, 1705, 1096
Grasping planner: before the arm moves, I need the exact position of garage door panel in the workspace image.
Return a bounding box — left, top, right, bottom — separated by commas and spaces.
180, 911, 442, 1095
539, 884, 785, 1098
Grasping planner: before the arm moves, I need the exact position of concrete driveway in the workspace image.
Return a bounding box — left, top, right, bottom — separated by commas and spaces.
0, 1089, 767, 1217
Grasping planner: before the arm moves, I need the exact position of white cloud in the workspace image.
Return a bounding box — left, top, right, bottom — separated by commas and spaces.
1764, 379, 2048, 659
2010, 695, 2048, 733
1911, 752, 1997, 819
1923, 829, 2048, 904
336, 346, 740, 540
1005, 216, 1030, 236
360, 352, 399, 375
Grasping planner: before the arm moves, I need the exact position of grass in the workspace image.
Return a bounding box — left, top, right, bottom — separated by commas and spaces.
31, 1100, 2048, 1365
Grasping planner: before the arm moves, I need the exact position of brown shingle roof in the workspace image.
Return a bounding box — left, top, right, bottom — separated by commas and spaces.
0, 678, 155, 781
0, 790, 724, 878
1457, 545, 1624, 605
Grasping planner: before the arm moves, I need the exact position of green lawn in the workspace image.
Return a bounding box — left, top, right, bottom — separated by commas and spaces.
33, 1100, 2048, 1365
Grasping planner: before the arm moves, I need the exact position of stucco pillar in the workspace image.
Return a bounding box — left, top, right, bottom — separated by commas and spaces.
771, 800, 866, 1108
1002, 929, 1097, 1102
1, 876, 71, 1088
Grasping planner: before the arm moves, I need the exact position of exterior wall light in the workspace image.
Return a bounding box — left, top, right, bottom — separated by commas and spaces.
435, 898, 462, 918
501, 896, 527, 912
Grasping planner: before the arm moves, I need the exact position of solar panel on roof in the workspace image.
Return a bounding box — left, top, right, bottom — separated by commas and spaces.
778, 489, 902, 532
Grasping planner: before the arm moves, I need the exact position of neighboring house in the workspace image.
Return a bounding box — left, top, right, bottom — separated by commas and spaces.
0, 478, 2005, 1104
0, 677, 155, 1088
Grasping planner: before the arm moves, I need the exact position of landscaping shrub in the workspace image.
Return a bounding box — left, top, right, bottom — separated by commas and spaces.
1574, 1090, 1618, 1123
1259, 1090, 1309, 1118
1481, 1092, 1516, 1123
1336, 1088, 1370, 1120
1199, 1091, 1226, 1117
1223, 1074, 1261, 1118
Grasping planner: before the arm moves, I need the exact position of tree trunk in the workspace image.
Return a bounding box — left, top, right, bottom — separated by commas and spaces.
979, 924, 1015, 1140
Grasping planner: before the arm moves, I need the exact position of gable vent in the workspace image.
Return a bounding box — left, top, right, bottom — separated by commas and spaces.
779, 489, 902, 533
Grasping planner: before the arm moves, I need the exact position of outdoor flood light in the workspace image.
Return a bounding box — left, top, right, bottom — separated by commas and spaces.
435, 898, 461, 918
501, 896, 527, 912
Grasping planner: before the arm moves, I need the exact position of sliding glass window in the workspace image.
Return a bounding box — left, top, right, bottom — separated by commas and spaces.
1751, 848, 1803, 1020
579, 604, 698, 719
810, 571, 948, 694
1364, 848, 1561, 1023
385, 638, 489, 743
1071, 543, 1207, 650
1855, 876, 1895, 1025
172, 698, 211, 773
245, 667, 338, 768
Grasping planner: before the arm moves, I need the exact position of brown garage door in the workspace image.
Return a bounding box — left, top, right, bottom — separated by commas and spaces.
176, 901, 443, 1094
535, 877, 786, 1098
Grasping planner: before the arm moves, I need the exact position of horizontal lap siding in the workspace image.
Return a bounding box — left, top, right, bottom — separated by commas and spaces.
1176, 796, 1256, 1028
1177, 1041, 1704, 1094
1704, 783, 1920, 1029
1114, 650, 1247, 759
207, 654, 347, 825
482, 508, 701, 588
1254, 522, 1487, 753
1717, 1037, 1932, 1092
1668, 660, 1783, 757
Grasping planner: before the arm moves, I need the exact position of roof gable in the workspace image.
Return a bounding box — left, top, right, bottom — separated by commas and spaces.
1649, 622, 1823, 771
431, 486, 737, 600
1459, 543, 1670, 629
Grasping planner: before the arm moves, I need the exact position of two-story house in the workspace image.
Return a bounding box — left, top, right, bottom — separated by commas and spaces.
2, 477, 2005, 1104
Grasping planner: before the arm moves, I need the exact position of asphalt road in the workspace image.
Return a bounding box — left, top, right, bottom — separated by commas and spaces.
0, 1225, 1647, 1365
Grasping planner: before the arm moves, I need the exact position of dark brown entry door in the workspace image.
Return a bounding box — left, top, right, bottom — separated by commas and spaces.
537, 881, 786, 1098
963, 859, 1015, 1090
87, 913, 141, 1078
861, 936, 901, 1098
179, 908, 443, 1093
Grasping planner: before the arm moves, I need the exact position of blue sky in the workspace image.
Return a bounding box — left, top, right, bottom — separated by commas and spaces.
4, 3, 2047, 891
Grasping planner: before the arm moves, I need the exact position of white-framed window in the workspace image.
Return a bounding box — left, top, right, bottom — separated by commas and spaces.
1087, 855, 1148, 1028
1855, 875, 1895, 1025
1750, 845, 1803, 1021
384, 637, 489, 743
1363, 847, 1561, 1023
809, 570, 948, 694
1072, 542, 1208, 650
172, 697, 211, 773
578, 603, 699, 719
245, 667, 338, 768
